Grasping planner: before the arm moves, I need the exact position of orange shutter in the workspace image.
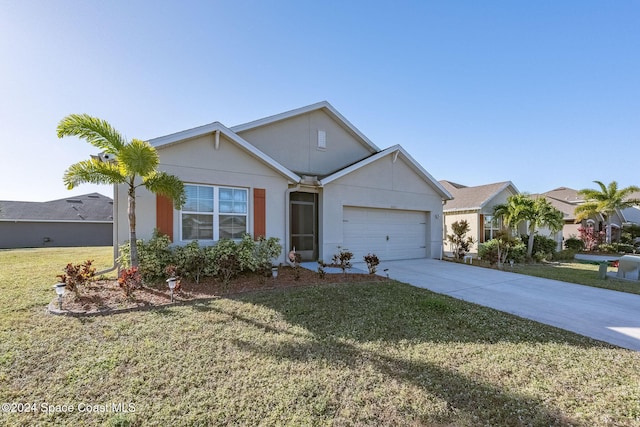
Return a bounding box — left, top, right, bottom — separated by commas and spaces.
253, 188, 266, 239
156, 195, 174, 241
479, 214, 484, 243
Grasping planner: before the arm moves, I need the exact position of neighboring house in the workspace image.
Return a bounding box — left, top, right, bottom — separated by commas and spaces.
0, 193, 113, 248
114, 102, 452, 263
440, 180, 520, 256
537, 187, 640, 248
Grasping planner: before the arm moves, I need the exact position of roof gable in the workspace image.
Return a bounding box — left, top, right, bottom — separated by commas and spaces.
231, 101, 380, 153
441, 180, 518, 212
321, 145, 452, 200
148, 122, 301, 183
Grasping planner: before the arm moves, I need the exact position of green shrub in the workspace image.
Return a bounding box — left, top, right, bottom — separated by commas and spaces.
617, 243, 635, 254
564, 237, 584, 251
598, 243, 617, 254
254, 236, 282, 275
553, 249, 576, 261
118, 230, 174, 282
531, 235, 557, 260
479, 238, 526, 265
173, 241, 207, 284
205, 239, 240, 287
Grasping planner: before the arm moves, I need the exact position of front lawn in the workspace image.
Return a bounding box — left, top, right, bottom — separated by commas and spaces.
461, 257, 640, 296
1, 247, 639, 426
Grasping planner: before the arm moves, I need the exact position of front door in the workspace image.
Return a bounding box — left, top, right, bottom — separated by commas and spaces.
290, 192, 317, 261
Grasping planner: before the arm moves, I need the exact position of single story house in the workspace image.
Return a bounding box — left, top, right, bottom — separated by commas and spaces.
538, 187, 640, 247
0, 193, 113, 248
439, 180, 520, 256
114, 102, 452, 263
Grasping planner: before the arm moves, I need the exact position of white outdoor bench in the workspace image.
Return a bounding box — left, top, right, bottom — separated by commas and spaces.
616, 255, 640, 280
463, 254, 473, 264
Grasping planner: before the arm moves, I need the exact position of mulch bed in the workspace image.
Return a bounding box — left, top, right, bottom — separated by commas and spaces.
49, 266, 386, 316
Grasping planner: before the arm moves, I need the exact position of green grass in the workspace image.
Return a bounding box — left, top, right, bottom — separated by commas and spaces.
509, 261, 640, 295
1, 247, 639, 426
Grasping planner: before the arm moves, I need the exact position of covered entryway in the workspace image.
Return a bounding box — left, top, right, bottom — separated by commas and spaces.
290, 192, 318, 261
342, 206, 428, 261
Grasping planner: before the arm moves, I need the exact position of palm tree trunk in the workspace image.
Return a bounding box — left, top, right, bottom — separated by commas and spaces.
527, 224, 535, 259
128, 185, 139, 267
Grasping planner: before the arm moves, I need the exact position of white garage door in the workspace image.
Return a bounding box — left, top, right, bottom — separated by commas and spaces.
342, 206, 428, 261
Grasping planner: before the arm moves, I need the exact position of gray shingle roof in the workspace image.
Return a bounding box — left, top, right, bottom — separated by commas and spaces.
440, 180, 516, 211
0, 193, 113, 222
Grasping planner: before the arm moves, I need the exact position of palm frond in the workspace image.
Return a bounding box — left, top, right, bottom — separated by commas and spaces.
57, 114, 127, 153
143, 171, 186, 208
118, 139, 159, 177
63, 159, 126, 189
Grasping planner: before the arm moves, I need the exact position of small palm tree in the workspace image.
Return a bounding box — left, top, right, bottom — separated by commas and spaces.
575, 181, 640, 244
58, 114, 185, 267
493, 194, 564, 258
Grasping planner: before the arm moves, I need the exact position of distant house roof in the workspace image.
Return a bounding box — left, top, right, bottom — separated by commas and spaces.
532, 193, 577, 221
542, 187, 584, 204
0, 193, 113, 222
440, 180, 518, 212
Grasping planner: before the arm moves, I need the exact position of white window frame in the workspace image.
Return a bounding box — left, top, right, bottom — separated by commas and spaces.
483, 215, 501, 242
180, 184, 249, 242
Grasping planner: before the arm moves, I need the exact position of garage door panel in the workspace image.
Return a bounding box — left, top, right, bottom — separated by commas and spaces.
342, 207, 428, 261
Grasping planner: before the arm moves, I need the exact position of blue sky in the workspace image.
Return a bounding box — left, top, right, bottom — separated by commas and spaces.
1, 1, 638, 201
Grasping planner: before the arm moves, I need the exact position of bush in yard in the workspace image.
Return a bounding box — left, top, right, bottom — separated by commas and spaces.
56, 259, 96, 299
118, 230, 174, 282
236, 234, 259, 273
578, 226, 605, 252
523, 234, 557, 262
479, 235, 526, 266
253, 236, 282, 276
598, 243, 618, 254
332, 247, 353, 275
363, 253, 380, 274
553, 249, 576, 262
446, 220, 475, 260
205, 239, 240, 287
117, 267, 142, 298
564, 237, 585, 252
617, 243, 635, 253
173, 241, 207, 284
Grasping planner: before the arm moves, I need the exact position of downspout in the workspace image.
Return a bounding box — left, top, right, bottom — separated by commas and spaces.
97, 183, 119, 276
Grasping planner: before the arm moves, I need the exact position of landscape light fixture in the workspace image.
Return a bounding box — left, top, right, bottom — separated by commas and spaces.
53, 283, 66, 310
166, 277, 177, 302
271, 266, 278, 280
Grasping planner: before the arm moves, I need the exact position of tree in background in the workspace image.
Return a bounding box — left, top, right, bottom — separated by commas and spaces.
575, 180, 640, 244
58, 114, 185, 267
493, 194, 564, 259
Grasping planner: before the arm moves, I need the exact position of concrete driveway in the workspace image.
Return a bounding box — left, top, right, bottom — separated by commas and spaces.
357, 259, 640, 351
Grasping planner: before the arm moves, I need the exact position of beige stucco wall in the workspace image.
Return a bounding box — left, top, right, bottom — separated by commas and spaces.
443, 211, 479, 255
320, 154, 445, 260
115, 133, 291, 262
442, 186, 519, 256
236, 110, 373, 176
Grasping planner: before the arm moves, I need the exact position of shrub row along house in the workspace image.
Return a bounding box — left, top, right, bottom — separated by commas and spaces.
113, 102, 453, 264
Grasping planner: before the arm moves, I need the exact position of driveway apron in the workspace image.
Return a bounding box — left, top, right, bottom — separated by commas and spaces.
358, 259, 640, 351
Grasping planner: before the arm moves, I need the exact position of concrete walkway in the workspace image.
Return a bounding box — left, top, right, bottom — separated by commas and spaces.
353, 259, 640, 351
